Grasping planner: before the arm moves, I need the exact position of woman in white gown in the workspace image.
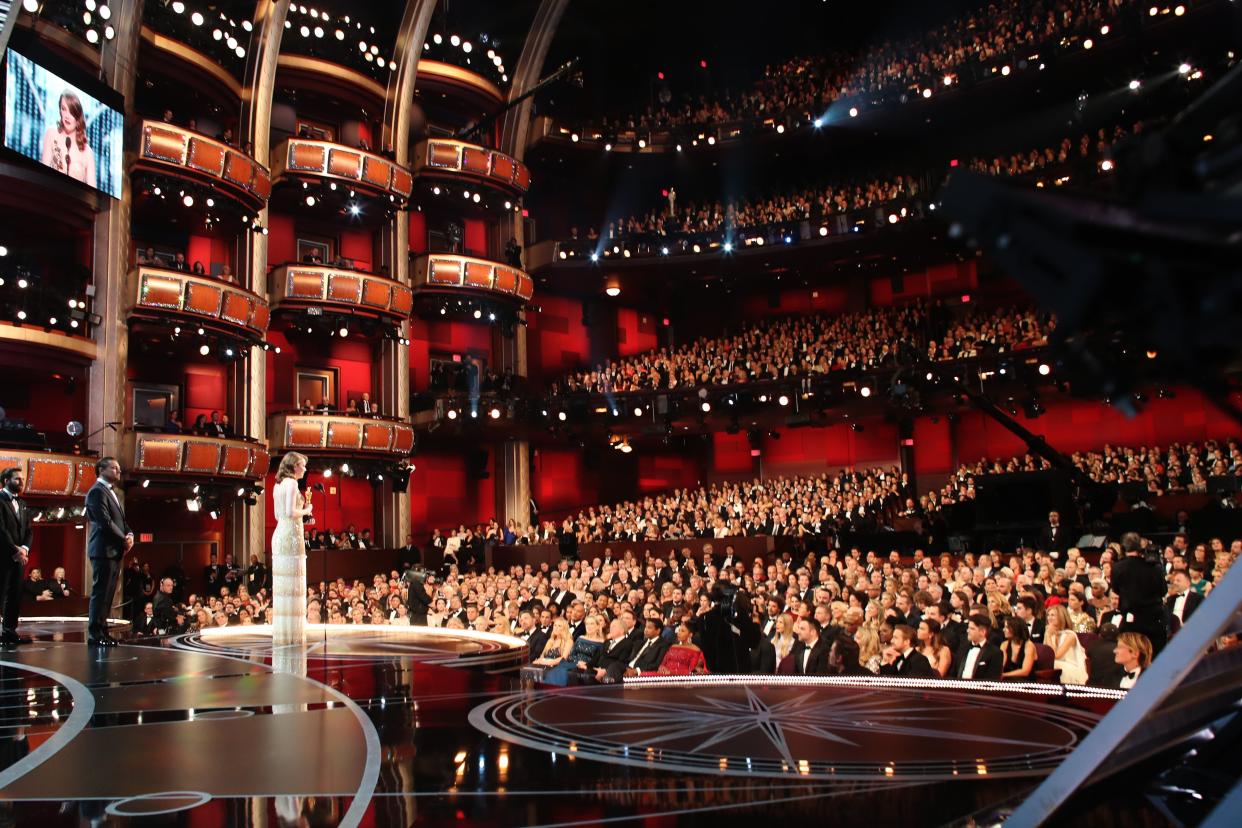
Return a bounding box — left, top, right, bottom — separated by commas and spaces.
1046, 603, 1088, 685
271, 452, 313, 649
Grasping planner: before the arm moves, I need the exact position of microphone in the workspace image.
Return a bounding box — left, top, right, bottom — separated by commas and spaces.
66, 135, 71, 152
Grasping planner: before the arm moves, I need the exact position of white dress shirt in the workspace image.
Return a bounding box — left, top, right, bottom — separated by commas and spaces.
961, 644, 982, 679
1119, 667, 1141, 689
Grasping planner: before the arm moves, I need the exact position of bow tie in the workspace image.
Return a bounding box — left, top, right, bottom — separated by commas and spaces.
969, 644, 982, 650
1124, 670, 1138, 680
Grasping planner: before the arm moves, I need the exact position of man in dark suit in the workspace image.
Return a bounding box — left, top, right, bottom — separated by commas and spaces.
1039, 510, 1069, 560
624, 618, 670, 677
135, 602, 159, 636
0, 468, 33, 645
402, 571, 432, 626
1015, 596, 1046, 644
750, 635, 777, 674
1086, 624, 1123, 687
953, 614, 1004, 680
790, 618, 831, 676
879, 625, 937, 678
1165, 570, 1204, 630
203, 552, 224, 596
84, 457, 134, 647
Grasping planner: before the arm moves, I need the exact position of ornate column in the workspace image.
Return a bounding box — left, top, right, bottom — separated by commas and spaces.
87, 0, 143, 599
495, 0, 570, 530
229, 0, 288, 564
375, 0, 437, 548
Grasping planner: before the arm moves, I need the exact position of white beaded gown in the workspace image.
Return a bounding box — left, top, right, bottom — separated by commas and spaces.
271, 477, 307, 649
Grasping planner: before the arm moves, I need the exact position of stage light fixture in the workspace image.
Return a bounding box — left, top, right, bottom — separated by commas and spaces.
338, 326, 348, 337
1038, 363, 1051, 376
922, 88, 932, 98
199, 344, 210, 355
638, 139, 647, 148
489, 407, 501, 419
701, 401, 711, 413
723, 242, 733, 252
557, 411, 567, 421
323, 468, 333, 478
943, 75, 953, 86
859, 386, 872, 398
182, 194, 194, 207
848, 107, 858, 118
305, 195, 316, 206
813, 117, 823, 128
348, 203, 361, 216
1129, 79, 1141, 90
186, 498, 200, 512
1178, 63, 1191, 75
571, 133, 580, 142
473, 309, 482, 319
590, 253, 599, 262
1001, 65, 1011, 76
340, 463, 350, 474
142, 479, 150, 488
191, 11, 204, 25
819, 226, 829, 237
776, 124, 785, 134
447, 408, 458, 420
604, 143, 612, 151
777, 395, 789, 407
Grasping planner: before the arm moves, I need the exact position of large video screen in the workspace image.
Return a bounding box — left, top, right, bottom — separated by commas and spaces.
4, 48, 124, 198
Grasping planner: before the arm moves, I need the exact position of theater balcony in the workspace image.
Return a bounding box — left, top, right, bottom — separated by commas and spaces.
267, 412, 416, 460
0, 448, 97, 509
411, 253, 535, 306
130, 265, 270, 346
411, 139, 530, 200
133, 120, 271, 214
122, 430, 270, 485
270, 138, 413, 207
267, 263, 413, 330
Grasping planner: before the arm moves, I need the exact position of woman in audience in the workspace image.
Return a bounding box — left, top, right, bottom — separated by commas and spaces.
532, 618, 574, 667
916, 617, 952, 677
1066, 588, 1097, 633
657, 619, 708, 675
856, 626, 883, 675
1046, 604, 1088, 685
1001, 616, 1037, 680
543, 615, 605, 685
772, 613, 797, 668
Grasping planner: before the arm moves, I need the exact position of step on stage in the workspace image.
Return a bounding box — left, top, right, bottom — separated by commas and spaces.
0, 620, 1132, 826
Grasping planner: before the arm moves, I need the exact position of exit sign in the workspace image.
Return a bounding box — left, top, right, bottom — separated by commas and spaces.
140, 533, 154, 543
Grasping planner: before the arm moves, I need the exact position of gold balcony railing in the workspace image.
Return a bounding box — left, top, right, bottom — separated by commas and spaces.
131, 266, 270, 341
270, 138, 413, 202
267, 413, 415, 457
268, 263, 413, 322
412, 138, 530, 195
411, 253, 535, 303
134, 120, 271, 211
0, 449, 97, 499
123, 431, 270, 481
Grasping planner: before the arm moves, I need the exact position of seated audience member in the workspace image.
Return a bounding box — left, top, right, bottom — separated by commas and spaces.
192, 414, 208, 435
917, 617, 952, 677
624, 618, 670, 677
1045, 603, 1088, 684
660, 619, 709, 675
879, 624, 936, 677
359, 392, 377, 415
1110, 631, 1154, 690
219, 264, 236, 283
791, 617, 831, 676
192, 261, 206, 276
829, 635, 868, 676
856, 625, 883, 675
48, 567, 72, 599
1000, 616, 1037, 680
172, 252, 187, 271
1086, 623, 1123, 687
136, 602, 159, 635
23, 569, 53, 602
163, 410, 184, 433
301, 398, 315, 412
543, 615, 605, 685
571, 618, 634, 685
953, 613, 1003, 680
532, 618, 574, 667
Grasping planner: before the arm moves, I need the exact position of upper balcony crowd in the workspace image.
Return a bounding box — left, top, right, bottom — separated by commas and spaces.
583, 0, 1203, 136
554, 301, 1054, 395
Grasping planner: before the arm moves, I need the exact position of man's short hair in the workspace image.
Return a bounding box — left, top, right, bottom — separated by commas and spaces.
892, 624, 916, 643
95, 456, 117, 476
967, 612, 992, 631
0, 467, 20, 486
1120, 532, 1143, 553
1017, 596, 1041, 616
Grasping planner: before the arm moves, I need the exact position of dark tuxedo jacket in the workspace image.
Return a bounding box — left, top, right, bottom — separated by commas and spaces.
85, 481, 131, 559
790, 638, 831, 675
952, 641, 1004, 680
750, 637, 776, 674
525, 627, 550, 661
0, 490, 32, 561
590, 636, 636, 682
1165, 591, 1204, 625
880, 649, 937, 678
136, 614, 159, 635
627, 636, 669, 674
1028, 617, 1046, 645
1039, 523, 1069, 554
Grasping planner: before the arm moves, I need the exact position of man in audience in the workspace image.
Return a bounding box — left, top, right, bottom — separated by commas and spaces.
790, 617, 830, 676
624, 618, 669, 677
0, 468, 32, 645
880, 624, 936, 677
953, 613, 1003, 680
1086, 623, 1123, 687
1165, 570, 1203, 629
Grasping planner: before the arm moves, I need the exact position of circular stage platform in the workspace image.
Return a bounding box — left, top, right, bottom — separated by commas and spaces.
174, 623, 529, 671
0, 619, 1133, 827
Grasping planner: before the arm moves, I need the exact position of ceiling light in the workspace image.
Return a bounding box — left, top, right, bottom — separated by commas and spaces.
182, 194, 194, 207
777, 395, 789, 406
848, 107, 858, 118
859, 386, 871, 398
557, 411, 567, 422
489, 407, 501, 419
447, 409, 458, 420
199, 344, 210, 355
306, 195, 316, 206
191, 11, 204, 26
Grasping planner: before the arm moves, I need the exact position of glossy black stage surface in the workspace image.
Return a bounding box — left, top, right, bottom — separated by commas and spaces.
0, 620, 1138, 827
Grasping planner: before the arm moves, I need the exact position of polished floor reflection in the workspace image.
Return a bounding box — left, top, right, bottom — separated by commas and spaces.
0, 620, 1139, 826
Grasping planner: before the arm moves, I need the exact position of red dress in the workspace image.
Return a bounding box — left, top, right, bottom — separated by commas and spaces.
657, 645, 708, 675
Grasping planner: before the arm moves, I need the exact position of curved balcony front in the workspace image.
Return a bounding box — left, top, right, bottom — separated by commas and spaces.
412, 139, 530, 197
0, 322, 97, 363
416, 59, 504, 110
268, 264, 413, 325
270, 139, 413, 204
123, 431, 270, 482
411, 253, 535, 304
0, 449, 96, 500
268, 413, 416, 459
134, 120, 271, 212
131, 266, 270, 343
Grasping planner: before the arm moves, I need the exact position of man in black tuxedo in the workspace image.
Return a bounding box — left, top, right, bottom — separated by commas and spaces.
84, 457, 134, 647
1086, 624, 1123, 687
0, 468, 33, 645
402, 571, 432, 626
203, 552, 224, 596
623, 618, 669, 677
1165, 570, 1204, 630
1015, 596, 1046, 644
879, 625, 937, 678
135, 602, 159, 636
953, 614, 1004, 680
790, 618, 831, 676
1039, 510, 1069, 560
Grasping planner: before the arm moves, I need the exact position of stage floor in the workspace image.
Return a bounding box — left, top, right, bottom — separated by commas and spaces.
0, 621, 1129, 826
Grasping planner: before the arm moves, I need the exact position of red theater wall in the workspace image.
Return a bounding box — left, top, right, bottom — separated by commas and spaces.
409, 452, 495, 534
615, 307, 658, 357
526, 295, 590, 379
265, 330, 375, 412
